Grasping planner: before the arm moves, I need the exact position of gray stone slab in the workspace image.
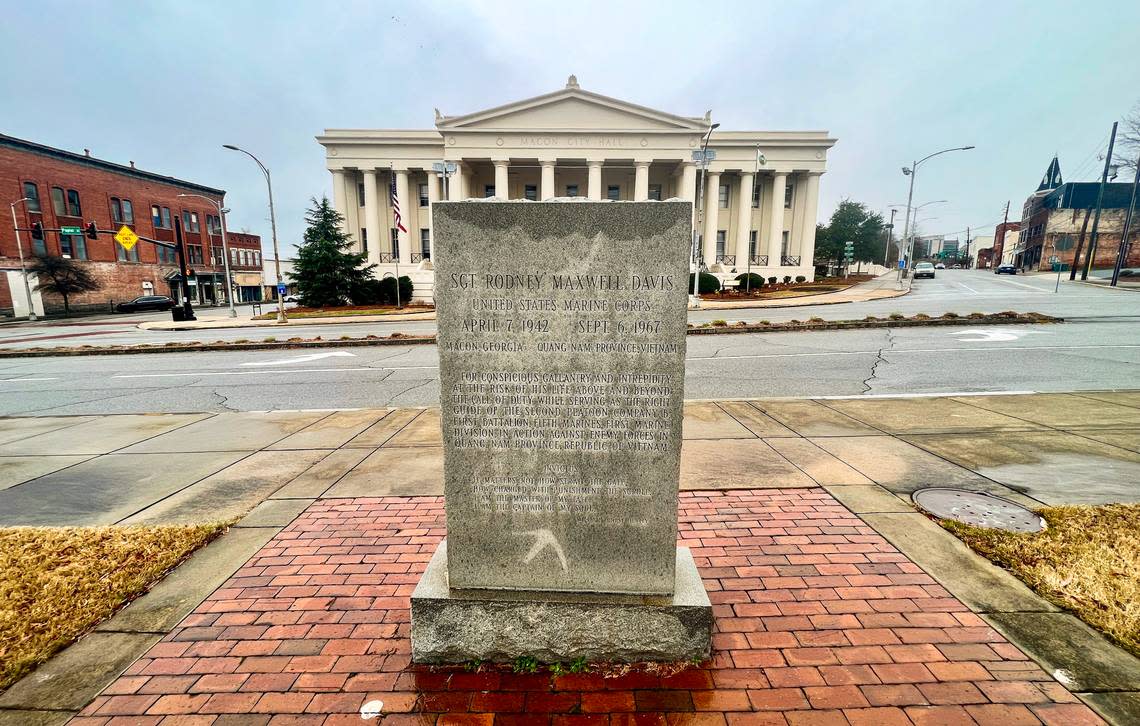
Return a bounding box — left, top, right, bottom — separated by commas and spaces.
984, 612, 1140, 692
385, 408, 442, 447
0, 710, 72, 726
324, 446, 443, 497
1073, 429, 1140, 454
766, 437, 874, 485
120, 410, 328, 453
862, 512, 1057, 614
0, 455, 92, 491
122, 449, 328, 524
957, 393, 1140, 430
433, 201, 690, 595
682, 402, 755, 439
717, 401, 797, 438
411, 541, 711, 663
0, 631, 162, 711
751, 399, 880, 437
824, 396, 1045, 434
345, 408, 418, 447
266, 409, 389, 450
0, 413, 210, 456
237, 498, 314, 527
0, 415, 93, 446
825, 484, 914, 514
271, 447, 373, 499
680, 439, 815, 489
1078, 691, 1140, 726
97, 526, 279, 633
0, 451, 248, 526
903, 430, 1140, 505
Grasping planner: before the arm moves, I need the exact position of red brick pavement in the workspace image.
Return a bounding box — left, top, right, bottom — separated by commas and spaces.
70, 489, 1104, 725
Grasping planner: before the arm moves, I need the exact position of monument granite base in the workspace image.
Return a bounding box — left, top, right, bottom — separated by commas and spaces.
411, 541, 712, 664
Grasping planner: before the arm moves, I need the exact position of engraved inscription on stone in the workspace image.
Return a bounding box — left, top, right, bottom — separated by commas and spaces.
433, 201, 690, 595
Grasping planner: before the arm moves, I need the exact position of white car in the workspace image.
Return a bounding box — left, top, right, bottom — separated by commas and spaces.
913, 262, 936, 279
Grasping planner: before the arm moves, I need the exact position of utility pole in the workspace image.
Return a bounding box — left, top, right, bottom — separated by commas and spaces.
1111, 150, 1140, 286
173, 217, 196, 321
882, 208, 897, 267
1081, 122, 1118, 280
9, 198, 38, 320
691, 122, 719, 307
964, 226, 970, 268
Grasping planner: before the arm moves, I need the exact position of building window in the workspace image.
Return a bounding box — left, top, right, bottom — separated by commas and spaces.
752, 182, 761, 208
158, 245, 176, 264
648, 184, 662, 201
110, 197, 133, 224
749, 231, 758, 257
781, 231, 790, 256
718, 184, 729, 209
152, 205, 171, 228
50, 187, 65, 216
66, 189, 81, 216
230, 248, 239, 265
187, 245, 204, 265
565, 184, 579, 197
206, 214, 222, 235
716, 230, 726, 258
418, 183, 429, 206
115, 239, 138, 262
361, 228, 368, 254
182, 210, 200, 232
253, 251, 261, 266
524, 185, 538, 201
484, 184, 495, 198
22, 182, 41, 212
358, 182, 366, 207
61, 234, 88, 260
212, 247, 224, 266
33, 237, 47, 256
390, 228, 399, 257
607, 185, 620, 201
784, 181, 794, 209
420, 228, 431, 258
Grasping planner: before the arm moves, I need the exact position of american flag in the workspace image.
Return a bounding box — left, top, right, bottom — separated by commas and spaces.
390, 173, 407, 235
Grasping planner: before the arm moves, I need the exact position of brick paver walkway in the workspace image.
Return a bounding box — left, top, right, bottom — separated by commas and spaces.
71, 490, 1103, 725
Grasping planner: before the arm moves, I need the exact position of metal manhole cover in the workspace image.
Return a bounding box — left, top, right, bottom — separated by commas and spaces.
913, 487, 1045, 533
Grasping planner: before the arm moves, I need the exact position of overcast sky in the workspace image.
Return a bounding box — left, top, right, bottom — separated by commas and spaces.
3, 0, 1138, 253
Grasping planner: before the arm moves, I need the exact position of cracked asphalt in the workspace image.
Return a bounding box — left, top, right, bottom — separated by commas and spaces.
1, 317, 1137, 414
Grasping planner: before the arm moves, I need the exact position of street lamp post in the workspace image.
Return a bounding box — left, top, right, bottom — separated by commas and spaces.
224, 144, 286, 323
8, 197, 38, 321
896, 146, 974, 289
881, 208, 897, 267
691, 122, 720, 307
178, 193, 236, 318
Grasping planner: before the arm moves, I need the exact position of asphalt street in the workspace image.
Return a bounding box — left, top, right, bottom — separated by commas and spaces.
1, 316, 1137, 415
2, 270, 1138, 350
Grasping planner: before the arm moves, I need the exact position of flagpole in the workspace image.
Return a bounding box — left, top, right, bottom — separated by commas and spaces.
390, 163, 401, 309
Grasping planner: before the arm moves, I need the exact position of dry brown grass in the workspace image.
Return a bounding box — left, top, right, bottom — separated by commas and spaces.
942, 504, 1140, 657
0, 523, 227, 691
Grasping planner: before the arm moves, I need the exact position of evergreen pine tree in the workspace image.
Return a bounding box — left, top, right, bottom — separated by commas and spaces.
289, 197, 375, 307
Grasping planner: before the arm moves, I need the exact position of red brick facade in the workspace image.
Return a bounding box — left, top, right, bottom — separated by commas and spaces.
1, 134, 263, 315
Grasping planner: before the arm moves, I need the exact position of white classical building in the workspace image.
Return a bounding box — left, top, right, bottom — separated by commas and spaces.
317, 77, 836, 297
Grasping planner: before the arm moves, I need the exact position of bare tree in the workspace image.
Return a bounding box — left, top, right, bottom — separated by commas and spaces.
1121, 101, 1140, 179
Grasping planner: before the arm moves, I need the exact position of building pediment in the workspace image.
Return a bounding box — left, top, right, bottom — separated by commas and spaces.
436, 78, 708, 133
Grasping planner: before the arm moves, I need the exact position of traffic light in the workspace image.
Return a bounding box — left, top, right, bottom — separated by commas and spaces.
30, 222, 43, 240
85, 222, 98, 239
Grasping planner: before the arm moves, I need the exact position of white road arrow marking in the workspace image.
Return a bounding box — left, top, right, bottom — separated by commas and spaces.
240, 351, 357, 367
948, 329, 1048, 343
519, 528, 569, 572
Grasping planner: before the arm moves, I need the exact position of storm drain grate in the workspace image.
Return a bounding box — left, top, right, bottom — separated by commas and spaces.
912, 487, 1045, 533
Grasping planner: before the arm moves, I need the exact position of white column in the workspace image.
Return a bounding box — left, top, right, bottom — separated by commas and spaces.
541, 161, 556, 200
331, 169, 347, 224
766, 172, 788, 265
493, 160, 509, 199
679, 162, 697, 230
427, 172, 440, 261
362, 169, 381, 266
798, 172, 822, 266
587, 161, 603, 200
395, 169, 412, 265
703, 171, 721, 263
735, 172, 754, 264
634, 162, 650, 201
447, 163, 462, 201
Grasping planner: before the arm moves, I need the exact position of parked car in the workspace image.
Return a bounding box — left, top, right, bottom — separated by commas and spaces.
935, 262, 946, 270
283, 294, 301, 303
995, 264, 1017, 275
116, 295, 176, 313
913, 262, 936, 279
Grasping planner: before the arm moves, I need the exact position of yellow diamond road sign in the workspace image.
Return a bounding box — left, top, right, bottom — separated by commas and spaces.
115, 225, 138, 251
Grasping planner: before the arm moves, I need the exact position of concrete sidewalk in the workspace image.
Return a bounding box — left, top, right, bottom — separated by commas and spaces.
698, 272, 908, 310
1, 392, 1138, 724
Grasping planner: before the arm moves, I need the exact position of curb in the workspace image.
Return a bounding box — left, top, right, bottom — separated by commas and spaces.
0, 314, 1061, 358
